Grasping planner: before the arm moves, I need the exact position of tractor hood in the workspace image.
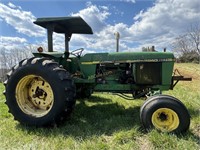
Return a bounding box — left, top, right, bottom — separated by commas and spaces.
80, 52, 175, 64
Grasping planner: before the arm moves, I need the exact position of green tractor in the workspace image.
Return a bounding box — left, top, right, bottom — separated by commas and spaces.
3, 17, 192, 133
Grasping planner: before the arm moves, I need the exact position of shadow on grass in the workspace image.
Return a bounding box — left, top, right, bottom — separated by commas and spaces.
16, 95, 143, 138
188, 107, 200, 119
15, 95, 200, 143
81, 95, 113, 103
180, 131, 200, 145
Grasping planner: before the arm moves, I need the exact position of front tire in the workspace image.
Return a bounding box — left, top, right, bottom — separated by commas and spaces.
4, 57, 76, 126
140, 95, 190, 134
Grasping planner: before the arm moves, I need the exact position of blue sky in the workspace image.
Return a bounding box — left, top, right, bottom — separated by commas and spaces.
0, 0, 200, 53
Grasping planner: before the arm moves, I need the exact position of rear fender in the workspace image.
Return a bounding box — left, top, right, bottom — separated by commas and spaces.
32, 52, 65, 59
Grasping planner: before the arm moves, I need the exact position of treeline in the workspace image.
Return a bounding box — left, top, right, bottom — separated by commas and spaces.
172, 23, 200, 63
176, 51, 200, 63
0, 47, 33, 82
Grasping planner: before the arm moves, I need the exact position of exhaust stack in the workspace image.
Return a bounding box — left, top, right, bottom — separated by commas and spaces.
114, 32, 120, 52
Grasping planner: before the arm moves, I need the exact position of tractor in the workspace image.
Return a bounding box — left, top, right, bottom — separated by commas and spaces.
3, 17, 192, 134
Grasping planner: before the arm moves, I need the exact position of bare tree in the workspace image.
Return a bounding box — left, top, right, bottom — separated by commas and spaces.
0, 45, 34, 82
172, 23, 200, 56
188, 23, 200, 55
172, 35, 191, 55
0, 48, 8, 81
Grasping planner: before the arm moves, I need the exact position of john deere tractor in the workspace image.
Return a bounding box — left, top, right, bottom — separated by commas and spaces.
3, 17, 192, 133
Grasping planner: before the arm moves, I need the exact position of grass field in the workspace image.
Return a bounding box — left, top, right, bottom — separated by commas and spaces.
0, 63, 199, 150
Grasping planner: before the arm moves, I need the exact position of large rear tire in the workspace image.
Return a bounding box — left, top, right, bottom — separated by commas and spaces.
4, 57, 76, 126
140, 95, 190, 134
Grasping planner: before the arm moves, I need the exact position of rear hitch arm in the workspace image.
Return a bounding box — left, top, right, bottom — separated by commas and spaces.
170, 69, 192, 90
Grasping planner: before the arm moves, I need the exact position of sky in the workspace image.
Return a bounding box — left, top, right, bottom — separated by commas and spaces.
0, 0, 200, 54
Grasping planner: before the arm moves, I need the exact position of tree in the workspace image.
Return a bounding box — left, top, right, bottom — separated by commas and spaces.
172, 23, 200, 63
0, 46, 33, 82
188, 24, 200, 55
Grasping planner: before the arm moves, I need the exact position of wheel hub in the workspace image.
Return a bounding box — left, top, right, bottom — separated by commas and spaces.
16, 75, 54, 117
159, 112, 168, 121
33, 87, 47, 98
152, 108, 180, 132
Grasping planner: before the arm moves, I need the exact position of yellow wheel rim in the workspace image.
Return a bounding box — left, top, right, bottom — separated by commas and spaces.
152, 108, 179, 132
16, 75, 54, 118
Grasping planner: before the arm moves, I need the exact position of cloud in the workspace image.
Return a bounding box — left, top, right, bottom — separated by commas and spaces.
122, 0, 135, 3
0, 3, 45, 37
0, 36, 27, 43
0, 36, 27, 50
8, 2, 16, 9
70, 4, 115, 52
128, 0, 200, 50
68, 0, 199, 52
1, 0, 200, 53
69, 3, 137, 52
71, 4, 110, 32
111, 6, 124, 17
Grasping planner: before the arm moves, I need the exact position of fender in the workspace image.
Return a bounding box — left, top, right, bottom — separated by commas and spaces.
32, 52, 65, 59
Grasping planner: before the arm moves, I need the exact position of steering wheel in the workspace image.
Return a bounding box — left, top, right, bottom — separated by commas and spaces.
70, 48, 84, 57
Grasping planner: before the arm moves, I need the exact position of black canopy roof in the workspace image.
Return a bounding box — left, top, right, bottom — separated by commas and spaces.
34, 16, 93, 35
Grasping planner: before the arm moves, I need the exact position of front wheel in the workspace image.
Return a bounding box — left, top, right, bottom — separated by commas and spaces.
140, 95, 190, 134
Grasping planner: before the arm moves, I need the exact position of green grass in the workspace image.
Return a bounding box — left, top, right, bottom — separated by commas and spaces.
0, 63, 200, 150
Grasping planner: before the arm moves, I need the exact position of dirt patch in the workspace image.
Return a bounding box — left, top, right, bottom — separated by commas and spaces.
136, 136, 154, 150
